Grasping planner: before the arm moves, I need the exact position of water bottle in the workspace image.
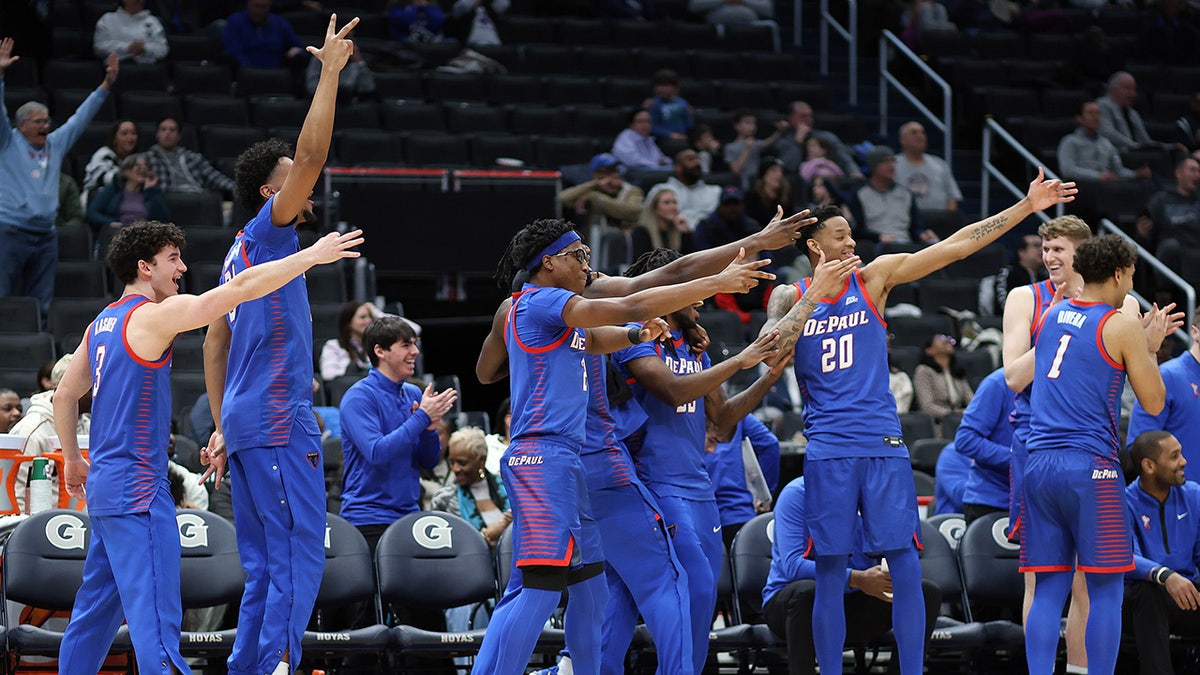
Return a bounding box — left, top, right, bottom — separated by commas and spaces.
28, 457, 52, 515
742, 438, 773, 511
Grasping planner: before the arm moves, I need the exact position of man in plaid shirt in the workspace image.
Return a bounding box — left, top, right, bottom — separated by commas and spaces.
146, 116, 234, 197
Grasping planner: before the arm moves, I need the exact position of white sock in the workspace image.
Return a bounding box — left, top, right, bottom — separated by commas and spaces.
1065, 665, 1087, 674
271, 661, 290, 675
557, 655, 574, 675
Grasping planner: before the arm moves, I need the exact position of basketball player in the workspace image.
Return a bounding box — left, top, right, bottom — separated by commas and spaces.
760, 169, 1075, 675
52, 221, 362, 675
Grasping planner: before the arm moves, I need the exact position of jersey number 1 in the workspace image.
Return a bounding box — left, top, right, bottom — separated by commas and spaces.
1046, 335, 1072, 379
820, 334, 855, 373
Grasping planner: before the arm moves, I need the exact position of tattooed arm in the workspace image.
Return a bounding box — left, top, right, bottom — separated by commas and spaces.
760, 251, 861, 362
860, 168, 1077, 294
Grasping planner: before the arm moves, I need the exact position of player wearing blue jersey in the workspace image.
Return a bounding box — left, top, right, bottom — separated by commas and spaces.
1128, 311, 1200, 483
198, 15, 360, 675
1017, 235, 1178, 675
1123, 430, 1200, 675
954, 369, 1015, 523
474, 218, 773, 675
760, 170, 1075, 675
51, 221, 361, 675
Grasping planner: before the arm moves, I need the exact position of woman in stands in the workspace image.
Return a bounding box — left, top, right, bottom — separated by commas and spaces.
83, 118, 138, 201
319, 300, 378, 381
85, 153, 169, 253
431, 426, 511, 547
633, 188, 692, 259
913, 333, 974, 425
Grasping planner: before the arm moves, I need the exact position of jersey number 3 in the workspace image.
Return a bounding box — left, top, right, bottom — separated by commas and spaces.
92, 344, 106, 398
820, 334, 855, 373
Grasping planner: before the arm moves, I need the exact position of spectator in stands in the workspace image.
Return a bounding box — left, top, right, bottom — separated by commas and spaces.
34, 359, 55, 395
319, 301, 378, 382
86, 153, 170, 251
387, 0, 447, 43
483, 396, 509, 475
432, 426, 511, 546
933, 442, 970, 515
913, 334, 973, 424
894, 121, 962, 212
1148, 156, 1200, 274
612, 109, 672, 171
955, 368, 1015, 524
771, 101, 860, 178
445, 0, 508, 46
633, 188, 692, 257
1123, 430, 1200, 675
726, 109, 781, 190
889, 339, 914, 414
694, 186, 761, 251
704, 414, 779, 549
647, 149, 721, 230
1176, 90, 1200, 153
557, 153, 645, 231
304, 35, 376, 102
0, 389, 21, 433
805, 174, 851, 223
763, 476, 942, 675
745, 158, 793, 227
0, 45, 116, 322
900, 0, 957, 49
93, 0, 169, 64
849, 146, 936, 246
798, 135, 844, 184
992, 234, 1047, 312
1057, 100, 1150, 182
1139, 0, 1199, 65
687, 123, 727, 174
57, 173, 86, 230
83, 119, 138, 201
221, 0, 305, 69
8, 354, 90, 511
647, 69, 693, 142
145, 117, 235, 198
1097, 72, 1170, 153
419, 416, 454, 511
338, 316, 458, 554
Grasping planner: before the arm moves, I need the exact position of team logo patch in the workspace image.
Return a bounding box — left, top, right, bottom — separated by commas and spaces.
1142, 514, 1151, 530
177, 513, 210, 548
1191, 382, 1198, 398
45, 514, 87, 550
307, 452, 320, 469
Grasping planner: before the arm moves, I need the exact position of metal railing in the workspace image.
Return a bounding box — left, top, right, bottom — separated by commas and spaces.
980, 117, 1065, 222
1097, 218, 1195, 344
794, 0, 802, 47
878, 29, 952, 174
819, 0, 857, 106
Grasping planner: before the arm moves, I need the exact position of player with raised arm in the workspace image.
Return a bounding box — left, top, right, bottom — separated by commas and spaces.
52, 221, 361, 675
759, 169, 1075, 675
199, 14, 360, 675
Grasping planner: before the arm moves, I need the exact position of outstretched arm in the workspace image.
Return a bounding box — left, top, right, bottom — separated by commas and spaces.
477, 298, 511, 384
705, 351, 791, 429
758, 250, 861, 361
585, 320, 669, 355
624, 331, 780, 408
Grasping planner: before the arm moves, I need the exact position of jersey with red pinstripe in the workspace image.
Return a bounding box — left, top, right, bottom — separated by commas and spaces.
85, 294, 173, 515
218, 196, 312, 452
1026, 299, 1124, 460
581, 353, 647, 490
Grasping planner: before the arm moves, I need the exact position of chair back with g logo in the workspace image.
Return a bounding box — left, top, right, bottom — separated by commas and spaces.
2, 510, 92, 657
176, 508, 242, 608
377, 512, 495, 609
958, 512, 1023, 618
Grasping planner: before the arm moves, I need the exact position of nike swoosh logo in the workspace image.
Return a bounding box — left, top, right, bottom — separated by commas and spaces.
712, 526, 721, 533
1179, 513, 1189, 520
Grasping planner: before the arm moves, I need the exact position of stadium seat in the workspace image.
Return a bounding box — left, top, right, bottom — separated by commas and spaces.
52, 88, 116, 124
918, 278, 981, 314
250, 96, 310, 127
404, 133, 470, 167
498, 15, 558, 44
55, 260, 109, 298
306, 264, 348, 305
534, 136, 597, 169
163, 191, 225, 230
336, 101, 380, 129
170, 372, 208, 418
445, 104, 507, 134
200, 125, 267, 164
170, 334, 205, 373
469, 134, 536, 167
373, 72, 424, 100
167, 34, 217, 61
48, 298, 110, 347
0, 297, 42, 333
900, 411, 938, 444
381, 101, 446, 132
723, 24, 776, 52
958, 513, 1024, 620
559, 18, 612, 46
544, 75, 605, 106
185, 95, 249, 127
486, 74, 546, 106
172, 62, 233, 96
579, 47, 638, 77
0, 333, 56, 371
523, 45, 579, 75
181, 227, 237, 265
326, 374, 365, 407
692, 51, 744, 81
718, 80, 776, 111
636, 48, 691, 78
668, 22, 718, 49
426, 72, 487, 104
454, 411, 491, 435
186, 262, 223, 295
45, 60, 103, 90
572, 105, 627, 137
334, 129, 400, 165
509, 105, 570, 136
910, 438, 950, 475
235, 67, 294, 97
301, 514, 391, 659
116, 63, 169, 93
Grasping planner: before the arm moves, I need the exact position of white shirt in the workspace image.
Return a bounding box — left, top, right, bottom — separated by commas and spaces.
93, 8, 169, 64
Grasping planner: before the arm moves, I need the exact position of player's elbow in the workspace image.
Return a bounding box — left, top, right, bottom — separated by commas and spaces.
1141, 393, 1166, 416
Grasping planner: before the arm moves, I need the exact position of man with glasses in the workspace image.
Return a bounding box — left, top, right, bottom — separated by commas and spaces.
0, 40, 118, 322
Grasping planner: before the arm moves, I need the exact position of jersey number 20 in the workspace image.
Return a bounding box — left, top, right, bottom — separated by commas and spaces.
820, 334, 854, 373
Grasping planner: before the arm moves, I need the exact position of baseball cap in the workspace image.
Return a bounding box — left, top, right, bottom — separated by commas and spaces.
589, 153, 621, 174
720, 185, 744, 204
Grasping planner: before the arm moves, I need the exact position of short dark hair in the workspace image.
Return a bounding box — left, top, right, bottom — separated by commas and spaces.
732, 108, 755, 124
495, 218, 576, 292
797, 204, 845, 253
625, 247, 682, 277
106, 221, 187, 285
157, 116, 181, 130
362, 316, 417, 368
1077, 100, 1096, 116
627, 108, 649, 126
1072, 234, 1136, 285
108, 118, 136, 153
653, 69, 679, 86
1131, 430, 1175, 469
234, 138, 294, 212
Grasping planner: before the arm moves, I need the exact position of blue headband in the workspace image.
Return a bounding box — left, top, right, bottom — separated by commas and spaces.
525, 230, 582, 271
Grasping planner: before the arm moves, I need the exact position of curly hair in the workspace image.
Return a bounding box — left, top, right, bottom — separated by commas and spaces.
494, 218, 576, 292
106, 220, 187, 285
624, 247, 682, 278
234, 138, 294, 213
1072, 234, 1136, 285
796, 204, 845, 252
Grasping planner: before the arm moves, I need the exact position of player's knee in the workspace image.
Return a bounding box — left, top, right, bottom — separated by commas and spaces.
567, 561, 604, 585
523, 565, 570, 591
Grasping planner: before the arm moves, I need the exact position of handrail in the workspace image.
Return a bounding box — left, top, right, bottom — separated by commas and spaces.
980, 117, 1065, 222
1097, 218, 1195, 345
819, 0, 857, 106
878, 29, 952, 174
794, 0, 803, 47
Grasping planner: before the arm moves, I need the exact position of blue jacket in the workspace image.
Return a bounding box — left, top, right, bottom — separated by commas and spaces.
649, 95, 692, 140
934, 442, 970, 515
1126, 478, 1200, 583
763, 477, 876, 605
85, 181, 170, 231
956, 369, 1015, 510
1128, 352, 1200, 483
221, 10, 304, 68
704, 414, 780, 527
0, 79, 109, 231
339, 369, 442, 526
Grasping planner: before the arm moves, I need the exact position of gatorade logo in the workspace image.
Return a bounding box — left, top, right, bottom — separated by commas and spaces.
177, 513, 210, 548
412, 515, 453, 550
766, 519, 776, 545
45, 514, 87, 550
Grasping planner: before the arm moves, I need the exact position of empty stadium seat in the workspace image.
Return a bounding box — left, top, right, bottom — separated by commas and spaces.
172, 62, 233, 96
403, 133, 470, 167
469, 134, 536, 167
235, 67, 294, 97
445, 104, 507, 134
381, 101, 445, 131
509, 105, 570, 135
0, 333, 56, 371
163, 191, 225, 229
251, 96, 310, 127
334, 129, 401, 165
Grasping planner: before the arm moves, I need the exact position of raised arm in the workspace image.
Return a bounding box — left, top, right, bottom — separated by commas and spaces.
758, 250, 861, 360
624, 331, 780, 408
1114, 304, 1182, 416
271, 15, 358, 226
861, 168, 1076, 290
705, 353, 790, 429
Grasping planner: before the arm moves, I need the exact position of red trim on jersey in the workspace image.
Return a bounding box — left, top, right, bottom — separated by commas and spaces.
1094, 309, 1124, 370
1031, 280, 1056, 337
802, 536, 814, 559
121, 300, 172, 369
1007, 516, 1022, 541
856, 269, 888, 328
506, 291, 574, 354
516, 536, 575, 568
1019, 564, 1074, 573
795, 276, 851, 305
912, 530, 924, 551
625, 377, 637, 385
1077, 562, 1135, 573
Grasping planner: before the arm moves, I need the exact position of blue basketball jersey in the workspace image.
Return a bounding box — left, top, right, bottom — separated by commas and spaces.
85, 295, 173, 516
1026, 300, 1125, 460
581, 353, 647, 490
505, 284, 588, 447
613, 329, 712, 500
790, 270, 903, 459
218, 196, 313, 452
1011, 280, 1057, 431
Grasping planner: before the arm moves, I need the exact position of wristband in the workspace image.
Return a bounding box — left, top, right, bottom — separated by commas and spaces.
1153, 566, 1176, 586
627, 325, 642, 345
